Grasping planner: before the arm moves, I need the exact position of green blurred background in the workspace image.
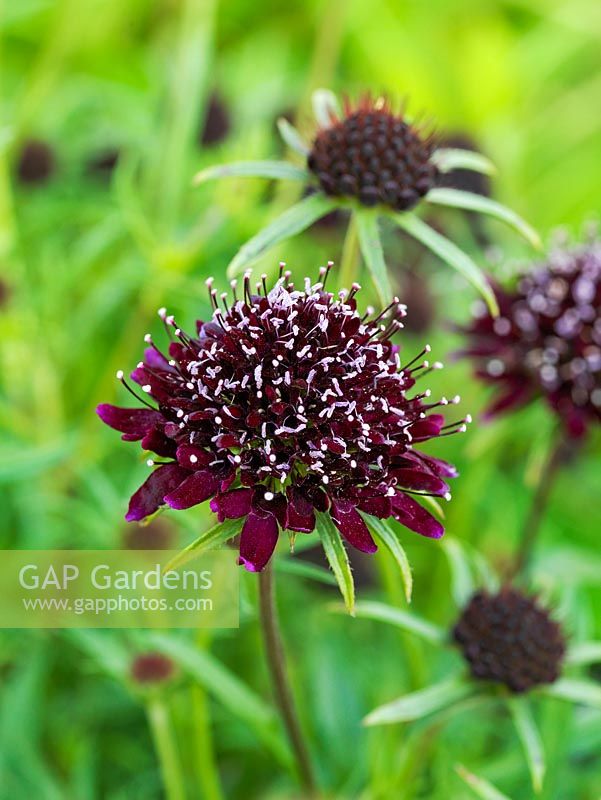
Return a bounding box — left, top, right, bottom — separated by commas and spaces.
1, 0, 600, 798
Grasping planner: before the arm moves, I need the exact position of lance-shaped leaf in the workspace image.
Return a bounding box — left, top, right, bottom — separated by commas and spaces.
350, 601, 446, 645
455, 764, 512, 800
393, 211, 498, 315
363, 515, 413, 602
227, 193, 339, 277
431, 148, 497, 176
539, 677, 601, 709
145, 632, 290, 766
426, 187, 542, 249
316, 511, 355, 615
312, 88, 341, 128
163, 517, 243, 574
193, 160, 308, 185
441, 537, 475, 608
276, 558, 337, 587
565, 641, 601, 666
363, 675, 475, 726
277, 118, 310, 156
355, 211, 393, 307
507, 697, 545, 794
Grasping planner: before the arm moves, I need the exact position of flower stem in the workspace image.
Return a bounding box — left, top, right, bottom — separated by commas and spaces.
339, 213, 359, 291
513, 436, 568, 578
146, 695, 186, 800
258, 563, 318, 796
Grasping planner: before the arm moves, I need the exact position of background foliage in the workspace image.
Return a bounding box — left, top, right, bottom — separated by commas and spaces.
1, 0, 600, 797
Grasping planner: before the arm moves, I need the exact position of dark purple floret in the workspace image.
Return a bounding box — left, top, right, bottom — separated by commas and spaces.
97, 265, 466, 572
307, 96, 438, 212
453, 588, 566, 694
460, 237, 601, 438
17, 139, 56, 185
131, 652, 175, 685
200, 92, 231, 147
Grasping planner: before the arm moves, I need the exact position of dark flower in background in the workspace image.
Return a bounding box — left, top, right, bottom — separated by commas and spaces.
308, 95, 438, 212
131, 652, 175, 685
200, 92, 231, 147
453, 588, 566, 693
97, 265, 467, 572
0, 279, 10, 311
16, 139, 56, 185
123, 517, 175, 550
87, 148, 120, 178
399, 268, 436, 335
436, 133, 491, 199
460, 237, 601, 437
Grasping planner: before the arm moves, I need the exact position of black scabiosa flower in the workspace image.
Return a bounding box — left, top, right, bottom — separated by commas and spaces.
97, 265, 467, 574
131, 652, 175, 685
453, 588, 566, 693
460, 236, 601, 437
16, 139, 56, 185
195, 89, 540, 312
307, 95, 438, 212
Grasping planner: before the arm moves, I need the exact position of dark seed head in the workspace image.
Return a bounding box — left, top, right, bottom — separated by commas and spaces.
131, 652, 175, 685
453, 588, 566, 693
308, 96, 438, 211
200, 92, 231, 147
16, 139, 56, 185
460, 234, 601, 438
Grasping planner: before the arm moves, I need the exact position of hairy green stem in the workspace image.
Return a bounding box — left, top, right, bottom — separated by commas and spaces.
258, 563, 317, 796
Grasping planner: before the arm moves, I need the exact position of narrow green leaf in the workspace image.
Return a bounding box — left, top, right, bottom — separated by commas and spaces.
455, 764, 512, 800
363, 515, 413, 602
355, 211, 393, 307
277, 118, 310, 156
363, 676, 474, 726
193, 160, 308, 185
227, 193, 339, 277
312, 88, 340, 127
426, 188, 542, 249
431, 148, 497, 176
508, 697, 545, 793
441, 537, 475, 608
351, 601, 446, 645
275, 557, 337, 586
539, 677, 601, 709
393, 212, 498, 315
566, 641, 601, 666
145, 632, 290, 766
316, 511, 355, 615
163, 517, 243, 574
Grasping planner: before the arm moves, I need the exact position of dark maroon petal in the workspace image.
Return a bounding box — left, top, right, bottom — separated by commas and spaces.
163, 470, 221, 510
330, 499, 377, 554
96, 404, 162, 439
143, 346, 172, 371
210, 488, 253, 521
238, 511, 279, 572
125, 464, 190, 522
357, 495, 391, 519
141, 426, 177, 457
413, 453, 459, 479
285, 488, 315, 533
176, 444, 213, 469
390, 492, 444, 538
392, 468, 449, 496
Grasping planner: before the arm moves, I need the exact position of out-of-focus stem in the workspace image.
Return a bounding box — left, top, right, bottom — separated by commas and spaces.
258, 563, 317, 796
339, 213, 359, 290
513, 436, 568, 578
146, 695, 186, 800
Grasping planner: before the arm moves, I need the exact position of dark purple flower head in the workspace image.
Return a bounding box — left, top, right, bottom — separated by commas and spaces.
200, 92, 231, 147
307, 95, 438, 211
131, 652, 175, 685
97, 265, 467, 572
453, 588, 566, 694
460, 238, 601, 438
16, 139, 56, 185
